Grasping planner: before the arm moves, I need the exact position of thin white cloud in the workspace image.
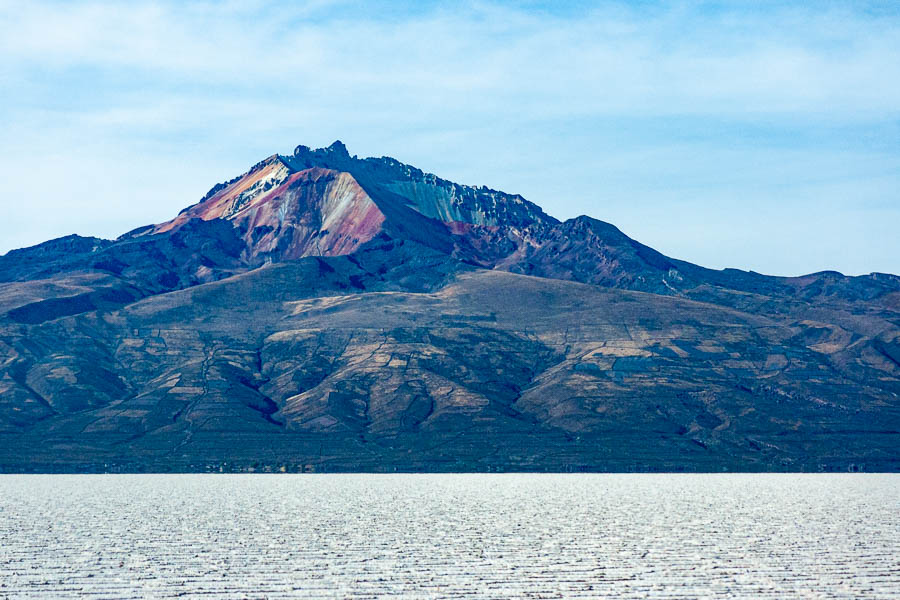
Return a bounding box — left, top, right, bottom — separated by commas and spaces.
2, 1, 897, 116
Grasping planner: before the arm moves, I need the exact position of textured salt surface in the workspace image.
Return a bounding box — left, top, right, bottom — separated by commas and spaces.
0, 474, 897, 599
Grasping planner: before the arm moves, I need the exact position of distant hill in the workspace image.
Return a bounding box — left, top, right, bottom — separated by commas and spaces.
1, 142, 897, 472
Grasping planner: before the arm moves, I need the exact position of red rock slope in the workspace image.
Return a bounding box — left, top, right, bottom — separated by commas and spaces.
152, 157, 385, 262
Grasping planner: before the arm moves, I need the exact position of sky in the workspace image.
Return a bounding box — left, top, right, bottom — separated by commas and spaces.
1, 0, 898, 276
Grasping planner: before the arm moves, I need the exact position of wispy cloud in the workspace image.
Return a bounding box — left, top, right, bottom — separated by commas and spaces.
4, 1, 898, 115
1, 0, 898, 275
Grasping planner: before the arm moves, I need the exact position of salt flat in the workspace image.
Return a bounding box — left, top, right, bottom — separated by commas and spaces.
0, 474, 897, 599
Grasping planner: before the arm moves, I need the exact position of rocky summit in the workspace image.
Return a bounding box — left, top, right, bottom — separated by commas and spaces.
1, 142, 898, 473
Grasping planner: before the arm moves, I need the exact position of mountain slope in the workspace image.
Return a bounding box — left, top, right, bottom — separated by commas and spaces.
0, 142, 897, 472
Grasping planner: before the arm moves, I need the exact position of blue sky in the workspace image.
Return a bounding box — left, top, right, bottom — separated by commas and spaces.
1, 0, 897, 276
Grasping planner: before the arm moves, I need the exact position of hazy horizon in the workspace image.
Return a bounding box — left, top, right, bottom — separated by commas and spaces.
1, 0, 898, 277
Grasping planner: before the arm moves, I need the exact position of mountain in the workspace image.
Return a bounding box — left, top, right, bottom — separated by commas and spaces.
1, 141, 898, 473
